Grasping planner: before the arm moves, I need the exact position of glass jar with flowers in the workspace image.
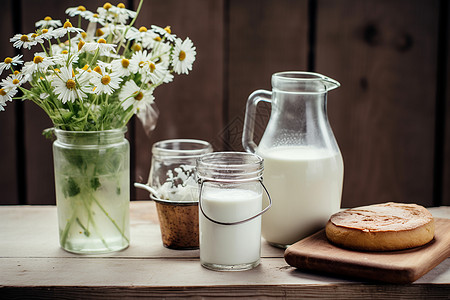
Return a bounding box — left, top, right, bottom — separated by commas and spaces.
0, 1, 196, 254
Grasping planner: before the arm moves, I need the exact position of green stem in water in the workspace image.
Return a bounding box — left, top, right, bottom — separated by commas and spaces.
76, 217, 91, 237
91, 194, 130, 244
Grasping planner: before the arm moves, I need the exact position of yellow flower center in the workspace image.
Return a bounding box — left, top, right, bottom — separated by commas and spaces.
78, 40, 85, 51
0, 89, 6, 96
14, 71, 19, 75
4, 57, 12, 64
61, 50, 68, 54
44, 16, 52, 21
66, 79, 76, 90
164, 26, 171, 34
31, 33, 38, 39
101, 75, 111, 85
179, 50, 186, 61
149, 63, 156, 73
93, 66, 102, 74
93, 13, 99, 18
154, 36, 162, 42
82, 64, 89, 71
12, 79, 20, 85
103, 2, 112, 10
139, 26, 147, 32
42, 29, 49, 34
54, 68, 60, 72
96, 29, 104, 37
77, 6, 86, 11
33, 56, 44, 64
121, 59, 130, 68
98, 38, 106, 44
139, 61, 145, 68
118, 3, 125, 8
81, 32, 87, 39
131, 43, 141, 51
20, 35, 29, 42
134, 91, 144, 101
63, 21, 73, 28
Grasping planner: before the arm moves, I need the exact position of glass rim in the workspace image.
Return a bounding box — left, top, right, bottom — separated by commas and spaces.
196, 151, 264, 182
152, 139, 213, 157
197, 151, 263, 169
54, 127, 127, 135
272, 71, 340, 93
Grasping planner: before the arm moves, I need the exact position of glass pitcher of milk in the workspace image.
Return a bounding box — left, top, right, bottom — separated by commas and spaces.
243, 71, 344, 248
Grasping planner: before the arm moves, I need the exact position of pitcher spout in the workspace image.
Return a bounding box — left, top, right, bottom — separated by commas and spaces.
321, 74, 340, 92
272, 71, 340, 94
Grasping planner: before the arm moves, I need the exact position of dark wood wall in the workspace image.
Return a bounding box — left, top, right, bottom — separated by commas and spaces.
0, 0, 448, 208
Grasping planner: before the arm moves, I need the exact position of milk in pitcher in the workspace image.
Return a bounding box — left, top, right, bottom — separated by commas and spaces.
258, 145, 343, 247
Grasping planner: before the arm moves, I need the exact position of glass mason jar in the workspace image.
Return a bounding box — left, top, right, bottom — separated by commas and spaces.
196, 152, 271, 271
53, 128, 130, 254
146, 139, 213, 249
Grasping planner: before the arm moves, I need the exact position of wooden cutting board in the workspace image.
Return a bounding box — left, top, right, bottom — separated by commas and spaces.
284, 218, 450, 284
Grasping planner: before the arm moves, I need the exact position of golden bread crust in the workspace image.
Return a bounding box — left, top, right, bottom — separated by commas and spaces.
325, 202, 435, 251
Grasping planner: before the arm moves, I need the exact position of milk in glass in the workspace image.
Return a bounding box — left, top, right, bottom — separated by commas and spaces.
199, 187, 262, 267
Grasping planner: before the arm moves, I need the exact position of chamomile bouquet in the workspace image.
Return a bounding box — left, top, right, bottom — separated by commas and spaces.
0, 1, 196, 134
0, 1, 197, 254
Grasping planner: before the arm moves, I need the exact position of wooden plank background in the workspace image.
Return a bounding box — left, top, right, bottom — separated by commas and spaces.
0, 0, 448, 208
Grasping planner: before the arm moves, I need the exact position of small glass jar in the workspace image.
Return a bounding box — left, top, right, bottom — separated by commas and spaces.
147, 139, 213, 249
196, 152, 271, 271
53, 128, 130, 254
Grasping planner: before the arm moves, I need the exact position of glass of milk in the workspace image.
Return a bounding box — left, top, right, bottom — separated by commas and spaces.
196, 152, 271, 271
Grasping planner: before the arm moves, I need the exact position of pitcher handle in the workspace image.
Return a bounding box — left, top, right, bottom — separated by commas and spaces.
242, 90, 272, 153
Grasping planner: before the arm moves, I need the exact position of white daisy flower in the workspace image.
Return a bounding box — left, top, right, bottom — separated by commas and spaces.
126, 26, 158, 48
35, 16, 62, 29
89, 67, 122, 95
158, 69, 174, 84
171, 37, 196, 74
110, 3, 136, 24
1, 72, 26, 90
0, 55, 23, 75
48, 43, 66, 56
76, 68, 92, 87
151, 25, 177, 43
51, 65, 88, 104
38, 28, 57, 41
119, 80, 154, 112
84, 11, 107, 25
65, 5, 91, 17
111, 57, 131, 77
96, 60, 113, 71
129, 50, 152, 73
142, 60, 169, 84
10, 33, 40, 49
52, 52, 79, 66
53, 21, 84, 39
151, 42, 172, 67
97, 2, 134, 24
0, 87, 17, 105
22, 55, 54, 76
82, 38, 116, 56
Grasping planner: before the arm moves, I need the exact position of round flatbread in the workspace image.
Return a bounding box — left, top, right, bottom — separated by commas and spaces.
325, 202, 435, 251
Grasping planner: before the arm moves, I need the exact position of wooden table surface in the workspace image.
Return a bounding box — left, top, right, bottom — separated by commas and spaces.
1, 202, 450, 299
